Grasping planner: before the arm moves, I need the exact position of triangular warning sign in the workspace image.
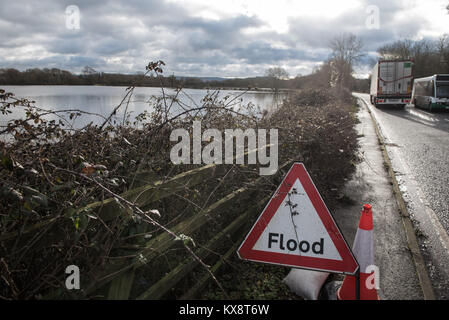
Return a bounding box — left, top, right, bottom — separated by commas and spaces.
238, 163, 358, 275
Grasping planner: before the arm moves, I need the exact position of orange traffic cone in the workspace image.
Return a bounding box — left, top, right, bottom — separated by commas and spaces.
337, 204, 380, 300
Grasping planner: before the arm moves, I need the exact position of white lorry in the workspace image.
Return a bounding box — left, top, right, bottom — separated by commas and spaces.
370, 59, 414, 107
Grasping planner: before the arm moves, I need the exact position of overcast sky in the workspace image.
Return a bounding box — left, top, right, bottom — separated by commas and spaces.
0, 0, 448, 78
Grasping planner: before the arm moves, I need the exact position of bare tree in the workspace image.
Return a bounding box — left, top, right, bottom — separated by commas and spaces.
377, 37, 449, 77
438, 34, 449, 69
329, 33, 364, 89
81, 66, 98, 75
377, 39, 413, 59
265, 66, 289, 92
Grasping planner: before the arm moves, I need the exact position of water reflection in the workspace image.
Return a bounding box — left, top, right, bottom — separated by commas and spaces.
1, 85, 289, 129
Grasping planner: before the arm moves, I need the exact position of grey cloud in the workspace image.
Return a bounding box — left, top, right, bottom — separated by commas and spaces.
0, 54, 105, 71
286, 0, 426, 51
0, 0, 443, 77
231, 41, 327, 65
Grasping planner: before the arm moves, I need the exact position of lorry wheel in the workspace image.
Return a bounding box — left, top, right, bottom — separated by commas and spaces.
428, 102, 432, 112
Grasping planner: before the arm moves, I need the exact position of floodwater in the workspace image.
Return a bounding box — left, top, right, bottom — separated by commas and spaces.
1, 85, 288, 128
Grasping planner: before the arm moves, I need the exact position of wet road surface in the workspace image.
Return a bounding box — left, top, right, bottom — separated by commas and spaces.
354, 93, 449, 299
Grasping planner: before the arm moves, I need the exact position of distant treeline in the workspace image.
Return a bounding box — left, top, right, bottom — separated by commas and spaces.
0, 67, 286, 89
0, 68, 192, 87
0, 67, 370, 92
377, 35, 449, 79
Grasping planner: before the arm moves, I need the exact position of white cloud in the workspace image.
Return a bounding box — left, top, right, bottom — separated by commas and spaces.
0, 0, 447, 77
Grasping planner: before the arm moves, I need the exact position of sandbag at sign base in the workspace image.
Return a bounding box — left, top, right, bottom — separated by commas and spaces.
283, 268, 330, 300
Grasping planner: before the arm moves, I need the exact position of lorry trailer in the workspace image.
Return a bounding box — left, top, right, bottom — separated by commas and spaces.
370, 59, 414, 107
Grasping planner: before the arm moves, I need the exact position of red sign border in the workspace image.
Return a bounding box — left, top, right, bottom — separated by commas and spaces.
237, 163, 359, 275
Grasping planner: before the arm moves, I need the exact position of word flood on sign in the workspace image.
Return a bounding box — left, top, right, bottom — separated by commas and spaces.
238, 163, 358, 275
268, 233, 324, 254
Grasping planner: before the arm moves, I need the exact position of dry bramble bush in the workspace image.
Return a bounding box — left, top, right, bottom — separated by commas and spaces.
0, 61, 359, 299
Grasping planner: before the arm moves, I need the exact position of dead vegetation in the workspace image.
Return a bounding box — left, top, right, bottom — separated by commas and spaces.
0, 61, 359, 300
200, 88, 360, 299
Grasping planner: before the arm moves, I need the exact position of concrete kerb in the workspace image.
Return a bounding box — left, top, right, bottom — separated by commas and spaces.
356, 96, 435, 300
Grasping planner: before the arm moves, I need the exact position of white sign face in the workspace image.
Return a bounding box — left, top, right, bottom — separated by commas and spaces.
238, 163, 358, 275
252, 178, 342, 261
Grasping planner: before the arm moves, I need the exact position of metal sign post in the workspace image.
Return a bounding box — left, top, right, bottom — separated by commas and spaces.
355, 267, 361, 300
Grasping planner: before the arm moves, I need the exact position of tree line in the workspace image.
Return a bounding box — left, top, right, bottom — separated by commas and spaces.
0, 66, 294, 90
301, 33, 449, 93
377, 35, 449, 78
0, 65, 364, 91
0, 67, 178, 87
